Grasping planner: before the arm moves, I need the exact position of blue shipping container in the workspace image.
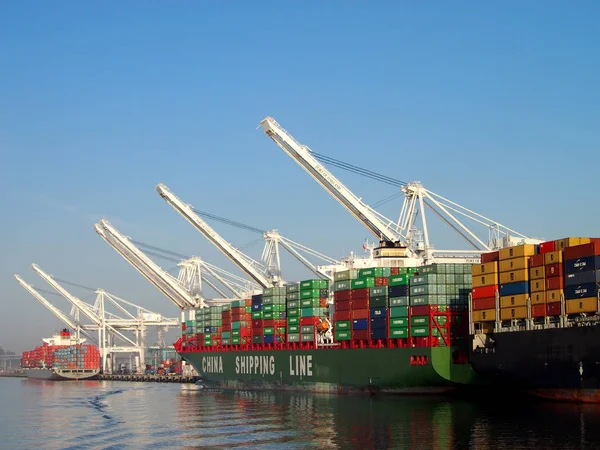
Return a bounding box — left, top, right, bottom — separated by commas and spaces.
251, 303, 262, 311
566, 271, 600, 287
499, 281, 530, 297
369, 306, 388, 317
204, 326, 211, 333
370, 317, 388, 329
388, 285, 409, 298
263, 335, 275, 344
370, 328, 388, 340
251, 294, 263, 302
565, 283, 600, 300
352, 318, 369, 330
565, 256, 600, 274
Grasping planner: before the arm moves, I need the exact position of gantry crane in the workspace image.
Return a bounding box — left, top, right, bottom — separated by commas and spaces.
260, 117, 541, 265
156, 184, 348, 284
31, 264, 149, 373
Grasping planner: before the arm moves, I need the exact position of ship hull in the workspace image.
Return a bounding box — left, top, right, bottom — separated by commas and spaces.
180, 346, 478, 395
23, 368, 100, 381
469, 325, 600, 402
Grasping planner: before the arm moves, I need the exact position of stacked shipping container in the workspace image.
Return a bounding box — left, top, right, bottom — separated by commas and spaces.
22, 343, 100, 370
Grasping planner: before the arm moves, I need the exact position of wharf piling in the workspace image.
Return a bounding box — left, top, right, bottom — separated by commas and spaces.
98, 373, 200, 383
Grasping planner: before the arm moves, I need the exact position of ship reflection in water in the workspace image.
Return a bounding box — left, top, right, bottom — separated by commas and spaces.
176, 387, 600, 449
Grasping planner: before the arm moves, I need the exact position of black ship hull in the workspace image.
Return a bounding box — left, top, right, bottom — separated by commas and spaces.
469, 324, 600, 403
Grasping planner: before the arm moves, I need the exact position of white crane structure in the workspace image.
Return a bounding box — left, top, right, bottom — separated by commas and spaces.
30, 264, 179, 374
14, 274, 98, 343
94, 220, 256, 315
260, 117, 542, 266
156, 183, 348, 285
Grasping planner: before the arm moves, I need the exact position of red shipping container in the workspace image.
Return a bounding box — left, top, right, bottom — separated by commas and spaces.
539, 241, 555, 254
231, 313, 242, 322
300, 317, 316, 326
232, 306, 244, 314
352, 329, 369, 340
239, 327, 251, 337
411, 305, 432, 316
565, 241, 600, 260
545, 263, 563, 278
352, 298, 370, 310
375, 277, 389, 286
546, 302, 561, 316
352, 309, 369, 319
529, 254, 544, 267
546, 276, 564, 290
352, 288, 370, 300
334, 290, 351, 302
390, 267, 400, 276
245, 313, 253, 322
319, 297, 328, 307
335, 300, 351, 311
275, 319, 287, 327
472, 285, 497, 300
481, 251, 499, 263
252, 319, 263, 328
472, 297, 495, 311
263, 319, 274, 327
334, 310, 352, 321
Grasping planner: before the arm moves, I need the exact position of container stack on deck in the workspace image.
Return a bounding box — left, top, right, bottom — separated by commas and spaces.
221, 305, 232, 346
299, 280, 329, 343
230, 299, 252, 345
53, 344, 100, 370
251, 294, 263, 344
286, 283, 301, 343
564, 239, 600, 314
498, 244, 536, 321
262, 287, 287, 344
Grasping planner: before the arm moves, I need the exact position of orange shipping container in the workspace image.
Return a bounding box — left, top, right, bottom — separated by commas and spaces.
566, 297, 598, 314
546, 289, 563, 303
529, 266, 545, 280
499, 269, 529, 284
544, 251, 563, 265
499, 244, 537, 261
472, 273, 499, 288
500, 306, 528, 320
472, 309, 496, 322
500, 294, 528, 308
530, 279, 545, 293
471, 262, 498, 276
499, 257, 529, 273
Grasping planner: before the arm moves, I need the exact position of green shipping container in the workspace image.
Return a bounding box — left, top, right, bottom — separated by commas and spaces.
222, 332, 231, 339
390, 317, 409, 328
335, 330, 352, 340
276, 326, 286, 335
333, 270, 358, 282
358, 267, 384, 278
369, 297, 388, 308
410, 284, 446, 296
335, 320, 351, 330
287, 333, 300, 343
288, 325, 299, 333
263, 304, 274, 312
263, 312, 274, 320
300, 279, 328, 290
432, 316, 448, 326
389, 275, 409, 286
263, 297, 273, 305
390, 328, 409, 338
410, 274, 442, 285
390, 306, 409, 318
411, 327, 430, 337
252, 311, 262, 319
288, 308, 300, 317
287, 316, 299, 325
222, 338, 231, 345
287, 292, 300, 301
351, 277, 375, 289
286, 283, 300, 293
301, 307, 327, 318
333, 280, 351, 292
411, 316, 429, 327
301, 289, 321, 299
232, 330, 240, 337
301, 298, 321, 308
287, 300, 300, 309
301, 333, 315, 342
370, 286, 388, 297
232, 337, 240, 345
410, 295, 443, 306
264, 327, 274, 335
301, 325, 314, 334
245, 306, 252, 313
389, 296, 409, 307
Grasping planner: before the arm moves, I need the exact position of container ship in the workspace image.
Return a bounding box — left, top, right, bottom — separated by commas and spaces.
175, 257, 481, 395
468, 237, 600, 403
21, 329, 101, 381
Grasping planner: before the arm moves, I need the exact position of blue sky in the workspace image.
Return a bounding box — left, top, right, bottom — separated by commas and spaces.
1, 2, 598, 352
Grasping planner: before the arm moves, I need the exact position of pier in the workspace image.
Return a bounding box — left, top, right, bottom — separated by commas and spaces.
98, 373, 200, 383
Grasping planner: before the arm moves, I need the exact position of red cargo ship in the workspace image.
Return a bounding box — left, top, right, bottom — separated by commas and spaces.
21, 329, 101, 381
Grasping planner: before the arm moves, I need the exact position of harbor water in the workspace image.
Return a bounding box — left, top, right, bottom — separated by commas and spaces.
2, 377, 600, 449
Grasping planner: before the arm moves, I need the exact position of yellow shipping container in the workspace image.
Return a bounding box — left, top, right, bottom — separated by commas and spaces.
566, 297, 598, 314
531, 292, 546, 305
475, 322, 495, 334
555, 237, 591, 251
529, 266, 545, 280
499, 257, 529, 273
472, 273, 499, 288
500, 306, 528, 320
530, 279, 545, 292
472, 309, 496, 322
471, 262, 498, 276
545, 289, 563, 303
499, 269, 529, 284
544, 250, 563, 265
500, 294, 528, 308
499, 244, 537, 261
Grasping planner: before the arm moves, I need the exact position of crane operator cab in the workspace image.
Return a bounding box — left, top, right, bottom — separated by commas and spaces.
316, 316, 333, 345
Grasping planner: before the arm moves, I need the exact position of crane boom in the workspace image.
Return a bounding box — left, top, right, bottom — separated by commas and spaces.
156, 183, 278, 288
14, 275, 97, 342
95, 220, 200, 309
260, 117, 408, 249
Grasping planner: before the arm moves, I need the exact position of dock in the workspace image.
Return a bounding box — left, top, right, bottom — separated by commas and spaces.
98, 373, 200, 383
